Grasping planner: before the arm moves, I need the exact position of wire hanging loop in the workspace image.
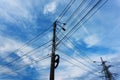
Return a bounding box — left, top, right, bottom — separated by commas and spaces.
54, 54, 60, 69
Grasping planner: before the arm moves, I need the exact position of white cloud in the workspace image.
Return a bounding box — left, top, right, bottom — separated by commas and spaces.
0, 36, 22, 56
65, 41, 74, 49
84, 34, 100, 48
0, 0, 41, 32
43, 1, 58, 14
0, 0, 31, 23
0, 66, 18, 75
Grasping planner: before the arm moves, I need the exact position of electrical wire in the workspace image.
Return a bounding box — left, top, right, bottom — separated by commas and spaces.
55, 0, 108, 73
57, 48, 98, 72
0, 0, 108, 79
1, 26, 52, 64
57, 0, 106, 47
0, 0, 78, 74
0, 55, 51, 74
56, 34, 99, 72
66, 0, 108, 39
65, 0, 95, 29
0, 40, 51, 71
65, 0, 88, 23
1, 0, 77, 66
58, 30, 94, 63
56, 0, 97, 45
56, 0, 76, 21
60, 57, 100, 77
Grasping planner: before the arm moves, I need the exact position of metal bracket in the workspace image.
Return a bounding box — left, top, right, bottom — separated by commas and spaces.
54, 54, 60, 69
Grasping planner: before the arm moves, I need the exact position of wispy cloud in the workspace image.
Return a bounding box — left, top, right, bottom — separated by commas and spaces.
83, 34, 101, 48
43, 1, 58, 14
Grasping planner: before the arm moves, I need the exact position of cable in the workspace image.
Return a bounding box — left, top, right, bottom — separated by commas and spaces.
57, 0, 106, 47
58, 30, 94, 63
0, 40, 51, 71
68, 0, 99, 35
55, 0, 108, 72
1, 0, 76, 65
1, 26, 52, 63
60, 57, 99, 77
56, 0, 97, 45
0, 0, 80, 75
67, 0, 108, 39
2, 0, 77, 61
56, 0, 76, 21
65, 0, 95, 29
57, 48, 98, 72
16, 26, 52, 51
1, 55, 51, 74
56, 2, 108, 71
65, 0, 87, 23
56, 32, 98, 70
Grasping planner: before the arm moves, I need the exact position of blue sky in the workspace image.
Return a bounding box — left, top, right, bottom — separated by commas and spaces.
0, 0, 120, 80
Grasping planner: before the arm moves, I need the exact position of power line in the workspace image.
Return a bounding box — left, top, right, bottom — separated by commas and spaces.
2, 0, 75, 62
57, 1, 106, 51
57, 49, 98, 73
65, 0, 89, 23
0, 0, 80, 79
0, 55, 51, 74
58, 30, 94, 63
56, 0, 101, 46
66, 0, 108, 39
60, 57, 100, 77
56, 0, 108, 64
56, 0, 76, 21
0, 40, 51, 72
1, 0, 76, 67
56, 33, 95, 65
65, 0, 95, 29
1, 26, 52, 63
56, 29, 99, 70
0, 0, 109, 79
67, 0, 103, 36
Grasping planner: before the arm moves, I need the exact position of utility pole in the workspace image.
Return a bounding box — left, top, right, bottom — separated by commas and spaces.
100, 57, 113, 80
49, 21, 60, 80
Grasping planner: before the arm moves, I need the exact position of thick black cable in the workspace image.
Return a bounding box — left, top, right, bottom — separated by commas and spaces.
66, 0, 94, 30
65, 0, 87, 23
66, 0, 108, 39
56, 0, 96, 45
0, 0, 77, 73
67, 0, 97, 35
57, 0, 108, 53
57, 0, 76, 21
57, 0, 104, 46
2, 0, 75, 64
3, 0, 75, 60
56, 0, 107, 70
